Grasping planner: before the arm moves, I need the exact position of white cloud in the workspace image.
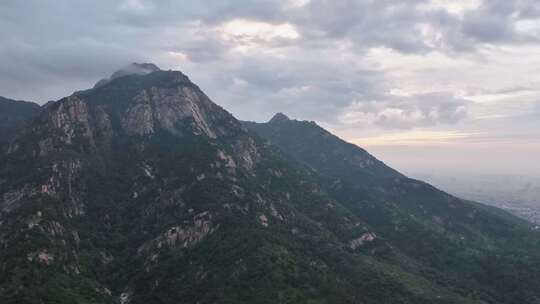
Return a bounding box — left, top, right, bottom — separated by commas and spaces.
118, 0, 153, 13
515, 18, 540, 38
221, 19, 300, 42
286, 0, 311, 9
418, 0, 483, 17
339, 93, 470, 129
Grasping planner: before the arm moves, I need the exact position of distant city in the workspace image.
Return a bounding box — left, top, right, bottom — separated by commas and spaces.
412, 172, 540, 224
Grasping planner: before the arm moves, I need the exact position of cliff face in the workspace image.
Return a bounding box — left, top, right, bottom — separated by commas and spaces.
2, 65, 540, 304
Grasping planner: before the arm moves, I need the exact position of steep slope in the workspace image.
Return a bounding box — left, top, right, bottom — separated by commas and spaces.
247, 113, 402, 182
0, 96, 41, 144
0, 67, 489, 304
244, 114, 540, 304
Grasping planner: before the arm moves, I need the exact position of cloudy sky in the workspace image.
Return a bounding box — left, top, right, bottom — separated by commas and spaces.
1, 0, 539, 176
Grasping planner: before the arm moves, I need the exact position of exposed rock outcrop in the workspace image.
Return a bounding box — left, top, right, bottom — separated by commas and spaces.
349, 232, 377, 249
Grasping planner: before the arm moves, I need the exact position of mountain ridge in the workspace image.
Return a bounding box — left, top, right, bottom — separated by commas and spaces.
244, 113, 540, 302
0, 96, 41, 145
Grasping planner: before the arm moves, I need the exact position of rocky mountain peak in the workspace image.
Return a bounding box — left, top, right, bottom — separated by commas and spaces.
93, 62, 161, 88
269, 112, 290, 124
16, 67, 249, 160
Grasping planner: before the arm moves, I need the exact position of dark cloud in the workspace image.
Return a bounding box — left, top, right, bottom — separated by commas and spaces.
295, 0, 434, 53
291, 0, 540, 53
0, 0, 539, 132
193, 53, 387, 123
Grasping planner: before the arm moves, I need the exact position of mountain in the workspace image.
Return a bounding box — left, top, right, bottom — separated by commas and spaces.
0, 96, 41, 145
0, 66, 398, 304
246, 113, 403, 182
244, 114, 540, 303
1, 65, 540, 304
